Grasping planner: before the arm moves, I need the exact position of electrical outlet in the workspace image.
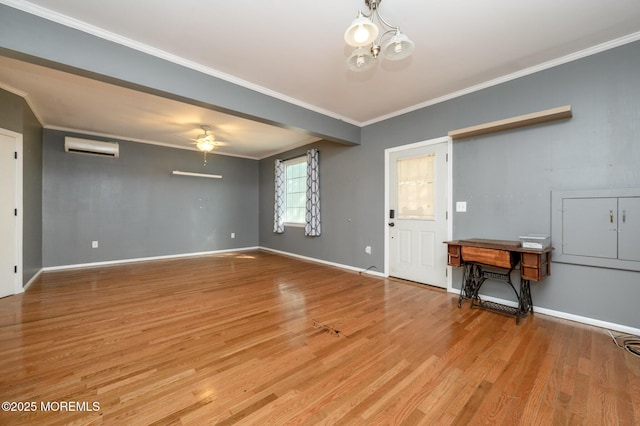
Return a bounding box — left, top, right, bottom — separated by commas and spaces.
92, 240, 99, 248
365, 246, 372, 254
231, 233, 235, 239
456, 201, 467, 212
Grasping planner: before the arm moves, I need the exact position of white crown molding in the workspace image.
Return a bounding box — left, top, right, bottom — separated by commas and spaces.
0, 77, 266, 160
45, 125, 197, 151
47, 123, 323, 160
362, 30, 640, 127
44, 125, 261, 160
258, 137, 323, 160
1, 0, 361, 127
3, 1, 640, 129
0, 79, 26, 97
0, 80, 45, 126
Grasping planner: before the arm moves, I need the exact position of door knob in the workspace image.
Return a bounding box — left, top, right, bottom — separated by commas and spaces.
388, 222, 395, 227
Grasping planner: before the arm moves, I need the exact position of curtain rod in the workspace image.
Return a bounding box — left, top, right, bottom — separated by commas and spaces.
278, 150, 315, 162
278, 154, 305, 162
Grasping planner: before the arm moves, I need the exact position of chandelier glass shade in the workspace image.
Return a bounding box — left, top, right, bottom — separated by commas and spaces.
347, 47, 376, 71
382, 31, 414, 61
344, 12, 379, 47
344, 0, 414, 71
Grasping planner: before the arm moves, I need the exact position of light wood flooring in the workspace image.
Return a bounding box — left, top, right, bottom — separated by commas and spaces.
0, 250, 638, 425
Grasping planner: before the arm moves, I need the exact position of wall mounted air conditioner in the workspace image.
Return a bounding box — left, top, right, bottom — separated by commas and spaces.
64, 137, 119, 158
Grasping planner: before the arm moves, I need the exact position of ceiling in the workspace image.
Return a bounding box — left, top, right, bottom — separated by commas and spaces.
2, 0, 640, 159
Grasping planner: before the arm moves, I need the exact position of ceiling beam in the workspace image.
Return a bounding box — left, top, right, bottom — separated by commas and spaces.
0, 4, 361, 146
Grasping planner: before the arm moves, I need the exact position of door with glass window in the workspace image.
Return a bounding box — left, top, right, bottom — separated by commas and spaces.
389, 141, 448, 287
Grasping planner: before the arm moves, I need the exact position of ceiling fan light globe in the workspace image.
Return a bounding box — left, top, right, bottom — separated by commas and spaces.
382, 32, 414, 61
344, 14, 378, 47
196, 139, 215, 153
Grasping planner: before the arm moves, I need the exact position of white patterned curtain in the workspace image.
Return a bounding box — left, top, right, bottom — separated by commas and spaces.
305, 149, 321, 236
273, 159, 285, 233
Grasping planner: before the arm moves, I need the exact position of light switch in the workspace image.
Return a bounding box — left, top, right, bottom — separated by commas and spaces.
456, 201, 467, 212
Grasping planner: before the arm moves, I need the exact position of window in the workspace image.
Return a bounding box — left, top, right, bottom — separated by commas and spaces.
397, 154, 435, 220
284, 157, 307, 225
273, 149, 320, 236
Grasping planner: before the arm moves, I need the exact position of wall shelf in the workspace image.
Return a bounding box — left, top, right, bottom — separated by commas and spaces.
171, 170, 222, 179
448, 105, 572, 140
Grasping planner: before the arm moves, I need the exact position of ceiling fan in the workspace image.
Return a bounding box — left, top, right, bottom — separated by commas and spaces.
189, 125, 228, 164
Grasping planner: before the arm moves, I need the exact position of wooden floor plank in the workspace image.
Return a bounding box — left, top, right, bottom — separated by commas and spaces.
0, 250, 637, 425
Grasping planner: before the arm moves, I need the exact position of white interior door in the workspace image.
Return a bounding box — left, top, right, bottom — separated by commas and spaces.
388, 141, 448, 287
0, 129, 21, 298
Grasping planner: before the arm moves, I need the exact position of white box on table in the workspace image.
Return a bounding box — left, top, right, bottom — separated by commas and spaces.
519, 234, 550, 250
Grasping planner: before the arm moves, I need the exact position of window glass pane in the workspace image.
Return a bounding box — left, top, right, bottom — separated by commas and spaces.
287, 192, 304, 207
289, 207, 305, 223
291, 176, 305, 192
289, 162, 305, 178
284, 158, 307, 224
397, 154, 435, 220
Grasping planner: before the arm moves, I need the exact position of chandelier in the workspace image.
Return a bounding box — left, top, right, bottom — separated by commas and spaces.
344, 0, 415, 71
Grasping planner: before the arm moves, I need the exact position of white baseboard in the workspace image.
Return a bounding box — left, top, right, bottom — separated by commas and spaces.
38, 247, 638, 336
262, 248, 639, 335
42, 247, 259, 272
447, 289, 640, 336
259, 246, 387, 278
533, 306, 640, 336
23, 268, 42, 291
43, 245, 386, 278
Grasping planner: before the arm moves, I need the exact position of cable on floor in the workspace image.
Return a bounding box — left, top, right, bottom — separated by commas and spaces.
607, 329, 640, 358
359, 266, 377, 275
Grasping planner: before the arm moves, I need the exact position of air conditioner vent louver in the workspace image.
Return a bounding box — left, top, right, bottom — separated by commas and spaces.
64, 137, 119, 158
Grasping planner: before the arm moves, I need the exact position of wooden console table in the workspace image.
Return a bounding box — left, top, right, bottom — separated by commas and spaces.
445, 239, 552, 324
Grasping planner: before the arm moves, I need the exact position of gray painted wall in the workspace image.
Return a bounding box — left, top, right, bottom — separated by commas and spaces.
259, 41, 640, 328
447, 42, 640, 328
43, 130, 258, 266
0, 89, 43, 286
2, 2, 638, 328
259, 140, 383, 272
21, 99, 43, 283
0, 89, 22, 133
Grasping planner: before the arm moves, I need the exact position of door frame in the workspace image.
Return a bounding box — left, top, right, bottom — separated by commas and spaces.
0, 128, 23, 296
384, 136, 453, 292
